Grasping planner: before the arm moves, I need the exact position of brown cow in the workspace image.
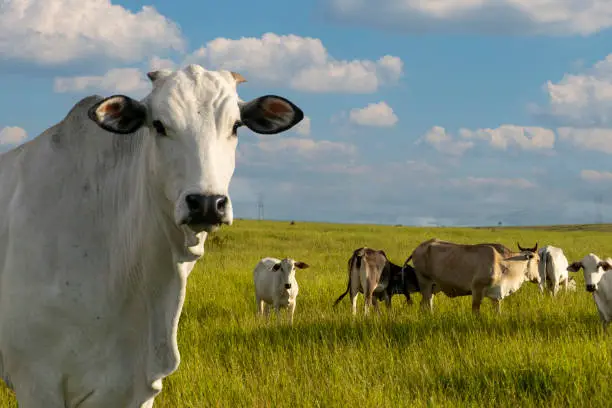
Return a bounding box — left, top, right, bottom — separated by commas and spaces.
333, 247, 420, 315
408, 239, 540, 314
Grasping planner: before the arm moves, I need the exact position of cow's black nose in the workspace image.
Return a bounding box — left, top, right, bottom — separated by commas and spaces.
586, 284, 596, 292
184, 194, 228, 225
284, 283, 291, 289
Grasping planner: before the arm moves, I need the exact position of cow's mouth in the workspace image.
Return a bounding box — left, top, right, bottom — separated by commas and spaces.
180, 218, 222, 233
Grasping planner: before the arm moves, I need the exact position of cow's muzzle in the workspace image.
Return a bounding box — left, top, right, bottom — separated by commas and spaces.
182, 194, 229, 227
586, 284, 596, 293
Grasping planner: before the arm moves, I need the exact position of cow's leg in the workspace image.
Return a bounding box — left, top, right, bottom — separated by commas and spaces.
364, 291, 372, 316
264, 303, 271, 322
256, 297, 265, 316
273, 302, 281, 323
471, 285, 487, 315
350, 277, 360, 316
550, 278, 560, 297
372, 295, 381, 315
288, 301, 296, 325
419, 281, 435, 313
491, 299, 501, 314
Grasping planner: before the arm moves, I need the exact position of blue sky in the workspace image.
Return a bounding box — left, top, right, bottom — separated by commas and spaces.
1, 0, 612, 226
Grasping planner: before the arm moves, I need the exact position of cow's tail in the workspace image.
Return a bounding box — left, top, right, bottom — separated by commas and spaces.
333, 253, 357, 307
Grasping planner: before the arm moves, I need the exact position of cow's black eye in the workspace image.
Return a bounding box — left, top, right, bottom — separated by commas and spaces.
152, 120, 167, 136
232, 120, 243, 135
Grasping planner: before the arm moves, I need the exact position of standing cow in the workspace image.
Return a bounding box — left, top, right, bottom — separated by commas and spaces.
253, 257, 310, 325
567, 254, 612, 332
537, 245, 572, 296
0, 65, 304, 407
333, 247, 420, 315
408, 239, 541, 314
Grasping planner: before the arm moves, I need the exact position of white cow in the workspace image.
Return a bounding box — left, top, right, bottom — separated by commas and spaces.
253, 257, 310, 325
0, 65, 304, 407
568, 253, 612, 332
538, 245, 572, 296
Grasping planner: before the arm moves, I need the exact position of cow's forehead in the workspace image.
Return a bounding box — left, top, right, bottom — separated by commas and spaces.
147, 64, 240, 118
582, 254, 601, 270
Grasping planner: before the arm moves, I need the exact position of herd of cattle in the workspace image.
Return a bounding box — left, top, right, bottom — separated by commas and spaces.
0, 64, 609, 407
253, 239, 612, 330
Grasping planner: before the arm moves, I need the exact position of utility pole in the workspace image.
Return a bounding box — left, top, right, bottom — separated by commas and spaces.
257, 193, 264, 221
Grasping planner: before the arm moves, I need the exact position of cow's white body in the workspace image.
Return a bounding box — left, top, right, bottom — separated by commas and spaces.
538, 245, 571, 295
568, 254, 612, 332
253, 257, 307, 325
0, 65, 303, 407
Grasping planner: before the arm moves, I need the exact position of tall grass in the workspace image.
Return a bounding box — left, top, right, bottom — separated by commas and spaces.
2, 220, 611, 407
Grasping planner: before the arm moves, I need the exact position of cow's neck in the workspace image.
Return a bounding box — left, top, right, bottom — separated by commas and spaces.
71, 117, 203, 393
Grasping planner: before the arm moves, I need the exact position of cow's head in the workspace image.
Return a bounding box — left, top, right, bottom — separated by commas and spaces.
87, 64, 303, 234
567, 253, 612, 292
515, 248, 541, 284
272, 258, 310, 290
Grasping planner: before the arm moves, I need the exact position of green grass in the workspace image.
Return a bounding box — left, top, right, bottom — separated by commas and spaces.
2, 220, 612, 407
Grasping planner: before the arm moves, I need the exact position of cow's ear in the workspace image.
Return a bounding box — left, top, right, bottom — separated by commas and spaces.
567, 262, 583, 272
294, 261, 309, 270
598, 261, 612, 271
272, 263, 281, 271
88, 95, 147, 135
239, 95, 304, 135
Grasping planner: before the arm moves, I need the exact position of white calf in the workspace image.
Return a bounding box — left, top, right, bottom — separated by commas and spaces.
568, 253, 612, 332
253, 257, 309, 324
538, 245, 571, 296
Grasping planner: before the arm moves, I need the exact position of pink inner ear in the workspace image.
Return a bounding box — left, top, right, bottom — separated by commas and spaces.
101, 102, 123, 119
262, 99, 292, 119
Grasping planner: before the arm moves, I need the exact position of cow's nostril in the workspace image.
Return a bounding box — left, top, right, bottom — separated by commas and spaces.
215, 196, 228, 214
185, 194, 202, 212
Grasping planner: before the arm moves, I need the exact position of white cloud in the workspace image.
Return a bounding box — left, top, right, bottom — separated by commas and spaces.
149, 56, 177, 71
538, 54, 612, 126
419, 125, 555, 156
348, 102, 398, 127
459, 125, 555, 151
581, 170, 612, 182
293, 116, 311, 136
0, 0, 185, 65
255, 137, 356, 160
419, 126, 474, 156
324, 0, 612, 36
53, 68, 149, 94
0, 126, 28, 146
449, 177, 537, 189
557, 127, 612, 154
184, 33, 403, 93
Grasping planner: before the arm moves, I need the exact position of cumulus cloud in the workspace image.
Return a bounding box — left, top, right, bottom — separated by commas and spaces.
148, 56, 177, 71
184, 33, 403, 93
322, 0, 612, 36
460, 125, 555, 151
254, 137, 356, 160
0, 0, 185, 65
419, 125, 556, 155
536, 54, 612, 126
581, 170, 612, 182
557, 127, 612, 154
53, 68, 149, 94
0, 126, 28, 146
348, 102, 398, 127
419, 126, 474, 156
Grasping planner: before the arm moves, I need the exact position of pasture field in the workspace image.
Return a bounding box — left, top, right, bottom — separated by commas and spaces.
2, 220, 612, 407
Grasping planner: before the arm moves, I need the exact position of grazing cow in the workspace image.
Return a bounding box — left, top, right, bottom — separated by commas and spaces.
0, 65, 304, 407
568, 254, 612, 332
253, 257, 310, 325
537, 245, 572, 296
333, 247, 420, 315
408, 239, 541, 314
375, 259, 421, 306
